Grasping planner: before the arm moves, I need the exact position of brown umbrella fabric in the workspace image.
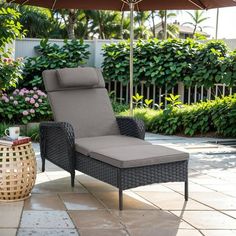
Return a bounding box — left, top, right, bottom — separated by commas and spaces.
7, 0, 236, 10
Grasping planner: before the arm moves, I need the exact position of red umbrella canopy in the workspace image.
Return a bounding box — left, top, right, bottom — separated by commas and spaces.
7, 0, 236, 10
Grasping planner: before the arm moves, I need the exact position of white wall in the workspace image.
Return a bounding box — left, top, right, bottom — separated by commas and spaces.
14, 38, 121, 68
14, 38, 236, 68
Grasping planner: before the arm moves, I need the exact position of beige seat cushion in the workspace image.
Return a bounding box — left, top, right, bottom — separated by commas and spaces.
75, 135, 151, 156
90, 145, 189, 168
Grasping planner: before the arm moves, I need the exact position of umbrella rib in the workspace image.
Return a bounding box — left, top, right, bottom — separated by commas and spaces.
121, 0, 143, 6
188, 0, 206, 9
52, 0, 57, 10
22, 0, 29, 5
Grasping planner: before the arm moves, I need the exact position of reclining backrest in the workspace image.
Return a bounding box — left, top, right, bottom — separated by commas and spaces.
43, 67, 120, 138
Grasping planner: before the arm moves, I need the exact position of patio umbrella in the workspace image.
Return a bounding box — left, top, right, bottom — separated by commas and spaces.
7, 0, 236, 115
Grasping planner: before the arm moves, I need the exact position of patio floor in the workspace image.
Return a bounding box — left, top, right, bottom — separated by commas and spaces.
1, 133, 236, 236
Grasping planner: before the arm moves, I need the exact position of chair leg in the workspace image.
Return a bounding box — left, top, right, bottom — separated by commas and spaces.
119, 188, 123, 211
71, 171, 75, 187
41, 157, 45, 172
185, 180, 188, 201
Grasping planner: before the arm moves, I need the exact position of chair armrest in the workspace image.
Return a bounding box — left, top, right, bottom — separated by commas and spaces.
39, 121, 75, 172
116, 116, 145, 140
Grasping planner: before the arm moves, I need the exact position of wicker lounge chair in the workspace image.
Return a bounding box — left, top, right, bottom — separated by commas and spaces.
40, 67, 189, 210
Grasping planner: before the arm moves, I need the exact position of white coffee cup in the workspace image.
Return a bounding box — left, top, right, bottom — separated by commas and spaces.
5, 127, 20, 140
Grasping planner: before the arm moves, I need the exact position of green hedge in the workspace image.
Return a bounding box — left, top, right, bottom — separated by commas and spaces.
102, 39, 236, 89
120, 95, 236, 137
20, 39, 90, 90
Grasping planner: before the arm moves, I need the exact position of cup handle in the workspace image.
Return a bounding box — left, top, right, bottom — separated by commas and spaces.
5, 128, 10, 137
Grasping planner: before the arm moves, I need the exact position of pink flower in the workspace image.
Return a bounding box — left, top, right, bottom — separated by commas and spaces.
4, 98, 9, 103
22, 110, 29, 116
13, 91, 18, 95
25, 97, 30, 102
30, 98, 35, 104
33, 94, 38, 99
15, 89, 20, 93
37, 91, 43, 96
30, 109, 35, 114
30, 90, 34, 94
19, 92, 24, 96
38, 99, 42, 103
34, 103, 39, 108
33, 87, 37, 90
13, 101, 18, 105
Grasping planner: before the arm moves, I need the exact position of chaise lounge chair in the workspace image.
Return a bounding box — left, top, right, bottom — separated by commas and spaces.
40, 67, 189, 210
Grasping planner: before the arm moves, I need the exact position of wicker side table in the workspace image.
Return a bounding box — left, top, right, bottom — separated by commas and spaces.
0, 142, 36, 202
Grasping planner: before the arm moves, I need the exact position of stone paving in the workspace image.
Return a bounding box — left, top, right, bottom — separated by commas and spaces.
1, 133, 236, 236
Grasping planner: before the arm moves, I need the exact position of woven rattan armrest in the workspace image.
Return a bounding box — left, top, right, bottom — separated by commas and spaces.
116, 116, 145, 140
39, 121, 76, 186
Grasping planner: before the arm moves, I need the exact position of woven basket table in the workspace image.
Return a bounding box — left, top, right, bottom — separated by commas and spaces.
0, 142, 36, 202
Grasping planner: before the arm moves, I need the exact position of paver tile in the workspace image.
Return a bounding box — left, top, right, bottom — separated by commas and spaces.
32, 178, 87, 194
17, 228, 79, 236
78, 229, 129, 236
190, 192, 236, 210
163, 182, 214, 193
222, 211, 236, 219
94, 191, 157, 210
171, 211, 236, 229
0, 228, 17, 236
136, 191, 213, 210
201, 230, 236, 236
76, 175, 117, 192
69, 210, 123, 229
0, 202, 23, 228
59, 193, 105, 210
24, 194, 66, 211
20, 211, 74, 228
128, 228, 203, 236
112, 210, 193, 229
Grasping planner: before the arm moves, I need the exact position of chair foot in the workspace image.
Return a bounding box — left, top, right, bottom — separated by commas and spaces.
71, 171, 75, 187
41, 158, 45, 172
185, 180, 188, 201
119, 189, 123, 210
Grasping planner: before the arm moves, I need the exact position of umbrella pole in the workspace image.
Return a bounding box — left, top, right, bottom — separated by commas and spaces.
215, 8, 219, 39
129, 2, 134, 116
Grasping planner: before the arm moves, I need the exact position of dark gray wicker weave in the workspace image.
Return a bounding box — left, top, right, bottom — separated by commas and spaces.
40, 117, 188, 210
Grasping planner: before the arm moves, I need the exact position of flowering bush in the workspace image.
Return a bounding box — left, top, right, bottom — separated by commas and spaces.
0, 87, 52, 124
0, 57, 24, 91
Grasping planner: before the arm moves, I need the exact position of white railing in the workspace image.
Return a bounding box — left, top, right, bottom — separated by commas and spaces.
106, 81, 235, 108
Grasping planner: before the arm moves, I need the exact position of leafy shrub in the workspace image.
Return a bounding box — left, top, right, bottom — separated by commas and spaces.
0, 122, 10, 137
103, 38, 235, 89
0, 7, 24, 50
119, 95, 236, 137
0, 7, 25, 91
20, 39, 90, 89
181, 103, 213, 136
112, 101, 129, 114
120, 108, 157, 131
150, 108, 182, 135
0, 87, 52, 124
26, 125, 40, 142
211, 96, 236, 137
